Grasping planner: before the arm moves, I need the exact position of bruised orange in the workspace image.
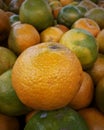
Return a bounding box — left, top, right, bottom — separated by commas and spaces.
8, 22, 40, 55
12, 42, 83, 110
70, 71, 94, 110
72, 18, 100, 37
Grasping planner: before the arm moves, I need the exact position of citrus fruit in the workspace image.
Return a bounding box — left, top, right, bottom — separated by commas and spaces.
55, 24, 69, 33
72, 18, 100, 37
96, 29, 104, 54
79, 107, 104, 130
0, 69, 32, 116
0, 9, 10, 42
40, 26, 64, 42
85, 7, 104, 29
95, 77, 104, 113
87, 53, 104, 85
70, 71, 94, 110
0, 113, 20, 130
57, 5, 82, 28
24, 107, 89, 130
0, 46, 17, 75
59, 28, 98, 70
8, 22, 40, 55
48, 0, 62, 19
76, 5, 88, 16
25, 110, 39, 123
60, 0, 74, 6
12, 42, 83, 110
78, 0, 98, 10
19, 0, 54, 31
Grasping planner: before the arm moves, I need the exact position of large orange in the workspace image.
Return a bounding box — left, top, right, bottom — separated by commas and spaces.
79, 107, 104, 130
8, 22, 40, 55
12, 42, 83, 110
70, 71, 94, 110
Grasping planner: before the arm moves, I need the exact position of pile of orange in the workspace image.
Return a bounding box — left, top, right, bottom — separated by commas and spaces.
0, 0, 104, 129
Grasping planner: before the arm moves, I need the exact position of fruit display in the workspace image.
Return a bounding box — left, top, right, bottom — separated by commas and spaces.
0, 0, 104, 130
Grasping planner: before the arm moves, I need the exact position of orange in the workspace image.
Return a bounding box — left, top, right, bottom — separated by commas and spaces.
0, 69, 32, 116
0, 9, 10, 42
0, 113, 20, 130
79, 107, 104, 130
24, 107, 89, 130
12, 42, 83, 110
96, 29, 104, 54
60, 0, 74, 6
78, 0, 98, 10
40, 26, 64, 42
19, 0, 54, 32
59, 28, 98, 70
95, 76, 104, 113
55, 24, 69, 33
85, 7, 104, 29
70, 71, 94, 110
0, 46, 17, 75
88, 53, 104, 85
57, 5, 82, 28
8, 22, 40, 55
72, 18, 100, 37
25, 110, 39, 123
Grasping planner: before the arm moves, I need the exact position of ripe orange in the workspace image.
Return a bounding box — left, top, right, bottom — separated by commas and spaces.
8, 22, 40, 55
59, 28, 98, 70
79, 107, 104, 130
12, 42, 83, 110
70, 71, 94, 110
72, 18, 100, 37
0, 46, 17, 75
40, 26, 64, 42
0, 113, 20, 130
96, 29, 104, 54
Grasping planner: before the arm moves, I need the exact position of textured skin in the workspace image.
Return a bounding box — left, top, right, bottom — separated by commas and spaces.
12, 42, 83, 110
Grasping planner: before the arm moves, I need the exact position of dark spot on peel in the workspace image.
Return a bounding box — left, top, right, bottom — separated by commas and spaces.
49, 43, 61, 50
